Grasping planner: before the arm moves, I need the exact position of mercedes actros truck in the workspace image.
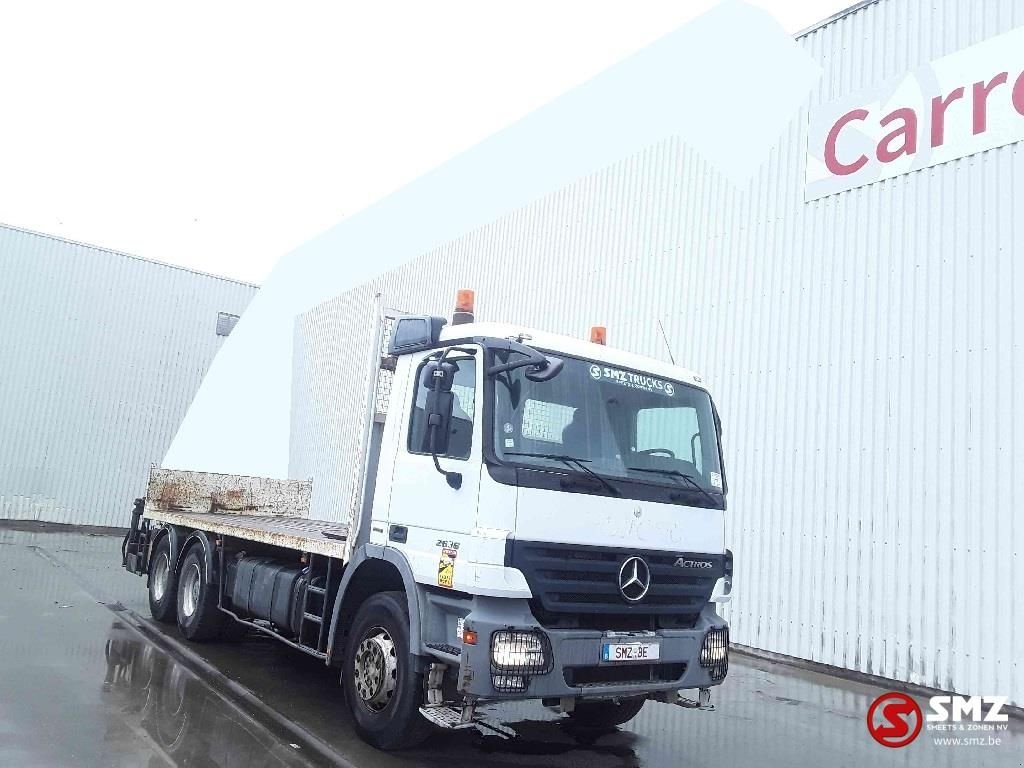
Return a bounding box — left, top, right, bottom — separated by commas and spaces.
122, 289, 733, 750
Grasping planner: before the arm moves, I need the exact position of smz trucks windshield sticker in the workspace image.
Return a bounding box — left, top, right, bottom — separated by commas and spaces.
437, 547, 457, 589
588, 364, 675, 396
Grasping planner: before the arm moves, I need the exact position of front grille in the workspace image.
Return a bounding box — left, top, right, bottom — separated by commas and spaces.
507, 540, 723, 629
564, 663, 686, 687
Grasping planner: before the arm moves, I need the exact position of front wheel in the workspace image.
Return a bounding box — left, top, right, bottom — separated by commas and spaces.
341, 591, 431, 750
568, 697, 646, 728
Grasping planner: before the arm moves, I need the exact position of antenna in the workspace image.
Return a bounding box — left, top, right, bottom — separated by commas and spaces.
656, 318, 677, 365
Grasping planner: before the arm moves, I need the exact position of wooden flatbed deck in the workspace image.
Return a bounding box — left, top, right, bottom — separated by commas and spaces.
146, 510, 351, 559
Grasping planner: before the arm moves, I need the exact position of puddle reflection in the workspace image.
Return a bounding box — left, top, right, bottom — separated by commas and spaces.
102, 621, 314, 768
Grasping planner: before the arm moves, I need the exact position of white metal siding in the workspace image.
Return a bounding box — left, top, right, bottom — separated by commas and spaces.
0, 225, 257, 527
289, 0, 1024, 702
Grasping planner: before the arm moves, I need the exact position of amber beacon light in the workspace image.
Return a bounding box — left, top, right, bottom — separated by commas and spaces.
453, 289, 475, 325
590, 326, 607, 345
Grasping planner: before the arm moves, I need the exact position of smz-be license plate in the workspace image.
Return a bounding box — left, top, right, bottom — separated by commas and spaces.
601, 642, 660, 662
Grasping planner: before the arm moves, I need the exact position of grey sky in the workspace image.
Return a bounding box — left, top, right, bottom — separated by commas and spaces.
0, 1, 855, 283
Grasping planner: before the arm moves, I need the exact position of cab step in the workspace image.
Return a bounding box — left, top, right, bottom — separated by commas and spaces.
418, 705, 516, 739
418, 705, 476, 730
673, 687, 714, 711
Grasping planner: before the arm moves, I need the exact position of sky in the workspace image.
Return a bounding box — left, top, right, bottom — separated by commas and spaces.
0, 0, 856, 284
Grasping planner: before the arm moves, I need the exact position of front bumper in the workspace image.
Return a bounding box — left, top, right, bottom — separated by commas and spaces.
454, 599, 728, 700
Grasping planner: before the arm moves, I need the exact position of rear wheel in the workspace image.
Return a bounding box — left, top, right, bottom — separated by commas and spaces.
568, 697, 646, 728
175, 544, 227, 641
341, 591, 431, 750
148, 536, 177, 623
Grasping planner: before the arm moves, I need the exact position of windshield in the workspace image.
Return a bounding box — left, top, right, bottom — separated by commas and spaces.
491, 352, 724, 501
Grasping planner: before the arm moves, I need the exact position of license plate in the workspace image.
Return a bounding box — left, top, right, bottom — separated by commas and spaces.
601, 642, 660, 662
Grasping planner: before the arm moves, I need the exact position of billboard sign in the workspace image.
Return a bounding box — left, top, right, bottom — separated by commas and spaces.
806, 26, 1024, 200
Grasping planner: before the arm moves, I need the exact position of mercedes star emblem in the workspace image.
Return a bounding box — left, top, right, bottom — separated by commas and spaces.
618, 556, 651, 602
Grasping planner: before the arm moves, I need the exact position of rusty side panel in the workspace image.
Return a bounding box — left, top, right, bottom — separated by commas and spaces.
146, 468, 312, 518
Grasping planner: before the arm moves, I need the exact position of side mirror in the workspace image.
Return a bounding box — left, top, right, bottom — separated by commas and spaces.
525, 355, 564, 382
423, 359, 462, 489
424, 388, 454, 455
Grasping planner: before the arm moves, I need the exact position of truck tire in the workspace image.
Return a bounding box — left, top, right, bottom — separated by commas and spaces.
341, 591, 431, 750
175, 543, 227, 641
568, 696, 646, 728
148, 536, 177, 623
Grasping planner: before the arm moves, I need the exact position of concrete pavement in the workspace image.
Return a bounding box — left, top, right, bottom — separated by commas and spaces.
1, 525, 1018, 767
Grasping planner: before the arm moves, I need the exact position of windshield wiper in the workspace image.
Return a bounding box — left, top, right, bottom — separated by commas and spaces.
625, 466, 718, 505
504, 452, 620, 496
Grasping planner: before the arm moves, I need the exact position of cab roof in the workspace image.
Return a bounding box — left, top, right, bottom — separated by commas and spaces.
438, 321, 708, 390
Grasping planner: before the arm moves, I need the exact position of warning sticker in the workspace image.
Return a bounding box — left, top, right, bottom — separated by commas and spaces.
437, 547, 457, 589
588, 364, 675, 396
709, 471, 723, 490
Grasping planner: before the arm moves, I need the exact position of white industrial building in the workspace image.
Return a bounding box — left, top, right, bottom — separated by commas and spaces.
0, 224, 257, 526
284, 0, 1024, 706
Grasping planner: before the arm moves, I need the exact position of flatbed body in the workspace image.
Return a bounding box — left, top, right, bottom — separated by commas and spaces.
141, 468, 349, 559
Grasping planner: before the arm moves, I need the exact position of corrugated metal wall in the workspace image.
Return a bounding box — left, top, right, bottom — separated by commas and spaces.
291, 0, 1024, 702
0, 225, 257, 527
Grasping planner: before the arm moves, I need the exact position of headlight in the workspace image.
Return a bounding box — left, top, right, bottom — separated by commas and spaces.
490, 630, 551, 691
700, 626, 729, 681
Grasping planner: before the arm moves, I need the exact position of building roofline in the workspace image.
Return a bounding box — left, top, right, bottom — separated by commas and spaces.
795, 0, 884, 39
0, 221, 260, 289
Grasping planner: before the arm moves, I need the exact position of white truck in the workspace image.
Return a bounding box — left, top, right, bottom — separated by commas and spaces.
122, 290, 733, 750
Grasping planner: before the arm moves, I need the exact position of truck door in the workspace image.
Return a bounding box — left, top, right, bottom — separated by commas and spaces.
385, 346, 481, 591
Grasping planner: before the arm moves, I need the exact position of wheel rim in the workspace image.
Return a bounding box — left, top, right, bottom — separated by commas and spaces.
353, 626, 398, 712
181, 563, 201, 618
151, 554, 169, 601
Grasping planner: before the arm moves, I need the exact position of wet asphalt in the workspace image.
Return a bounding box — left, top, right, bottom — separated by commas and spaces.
1, 524, 1020, 768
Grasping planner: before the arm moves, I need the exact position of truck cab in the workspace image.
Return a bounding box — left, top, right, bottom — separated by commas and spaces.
369, 312, 731, 716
